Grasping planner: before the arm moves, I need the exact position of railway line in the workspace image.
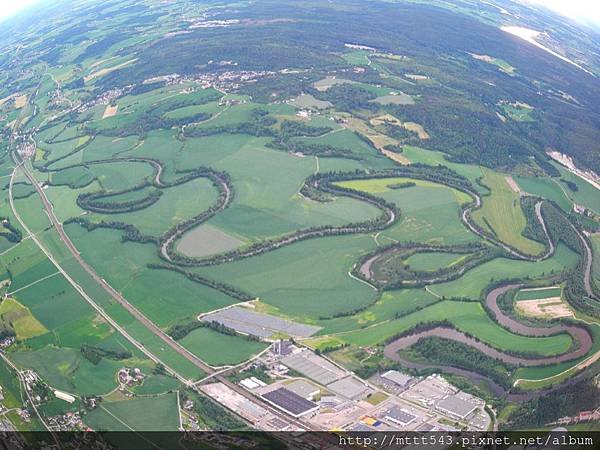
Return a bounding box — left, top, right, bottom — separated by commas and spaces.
10, 154, 312, 430
7, 88, 311, 430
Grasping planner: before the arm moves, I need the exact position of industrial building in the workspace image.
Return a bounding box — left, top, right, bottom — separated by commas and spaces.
285, 380, 320, 400
436, 393, 480, 420
262, 388, 319, 418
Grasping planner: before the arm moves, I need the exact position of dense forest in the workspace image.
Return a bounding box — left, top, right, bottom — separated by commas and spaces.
504, 374, 600, 428
83, 0, 600, 173
406, 336, 515, 388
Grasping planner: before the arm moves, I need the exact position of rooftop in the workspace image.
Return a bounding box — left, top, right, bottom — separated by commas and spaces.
436, 394, 479, 419
262, 388, 319, 417
327, 376, 371, 400
285, 380, 320, 400
381, 370, 413, 388
382, 406, 417, 426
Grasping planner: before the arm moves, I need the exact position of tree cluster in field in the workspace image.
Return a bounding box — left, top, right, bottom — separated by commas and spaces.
166, 320, 204, 340
267, 118, 363, 160
0, 217, 22, 243
30, 380, 51, 404
148, 264, 254, 301
504, 375, 600, 428
181, 389, 249, 431
387, 181, 416, 189
380, 123, 420, 143
267, 139, 360, 159
520, 197, 548, 247
65, 217, 156, 244
384, 320, 454, 345
77, 187, 162, 214
407, 336, 515, 388
383, 144, 404, 153
315, 342, 350, 355
353, 240, 496, 289
313, 84, 378, 113
89, 92, 222, 138
534, 157, 561, 177
278, 120, 332, 138
167, 318, 261, 342
560, 178, 579, 192
80, 344, 132, 365
0, 319, 15, 340
152, 363, 168, 376
541, 201, 582, 254
480, 216, 498, 238
298, 183, 335, 202
93, 110, 212, 138
227, 366, 271, 385
184, 108, 277, 138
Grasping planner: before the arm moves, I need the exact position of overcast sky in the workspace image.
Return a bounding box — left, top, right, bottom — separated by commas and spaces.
0, 0, 599, 26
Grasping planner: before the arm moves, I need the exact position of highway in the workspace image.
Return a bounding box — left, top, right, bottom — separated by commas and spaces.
9, 152, 312, 430
3, 80, 311, 430
7, 93, 310, 429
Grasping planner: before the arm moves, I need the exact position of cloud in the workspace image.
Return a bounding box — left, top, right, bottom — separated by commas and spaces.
522, 0, 600, 27
0, 0, 43, 20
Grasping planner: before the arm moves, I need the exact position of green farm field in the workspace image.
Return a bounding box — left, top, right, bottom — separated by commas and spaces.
191, 135, 383, 240
88, 177, 219, 237
0, 297, 47, 340
336, 176, 477, 245
429, 244, 577, 299
401, 146, 488, 194
551, 162, 600, 214
84, 393, 180, 431
180, 327, 268, 366
311, 300, 573, 356
403, 252, 467, 271
3, 0, 600, 431
133, 375, 180, 395
514, 175, 573, 212
11, 345, 150, 396
516, 287, 562, 301
197, 234, 379, 320
316, 288, 440, 335
65, 224, 239, 327
472, 168, 545, 255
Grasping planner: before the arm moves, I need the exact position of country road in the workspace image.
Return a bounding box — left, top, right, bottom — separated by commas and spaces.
14, 156, 216, 376
5, 82, 312, 429
9, 153, 313, 431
